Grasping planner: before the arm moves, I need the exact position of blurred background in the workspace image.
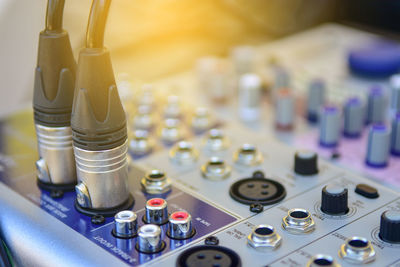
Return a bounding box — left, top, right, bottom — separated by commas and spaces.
0, 0, 399, 116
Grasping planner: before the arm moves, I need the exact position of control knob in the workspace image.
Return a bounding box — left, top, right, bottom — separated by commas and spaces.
321, 184, 349, 215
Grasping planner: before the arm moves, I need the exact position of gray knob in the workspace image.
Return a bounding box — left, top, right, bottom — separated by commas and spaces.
144, 198, 169, 225
390, 74, 400, 113
275, 88, 295, 130
366, 124, 390, 168
391, 114, 400, 156
366, 86, 387, 124
136, 224, 165, 253
319, 105, 340, 147
273, 66, 290, 90
307, 79, 326, 123
238, 73, 262, 122
113, 210, 137, 238
343, 97, 365, 138
167, 211, 195, 240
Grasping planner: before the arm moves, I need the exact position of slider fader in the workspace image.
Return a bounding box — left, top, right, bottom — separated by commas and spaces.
1, 1, 400, 267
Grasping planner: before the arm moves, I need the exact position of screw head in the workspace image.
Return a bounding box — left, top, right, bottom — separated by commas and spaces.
250, 203, 264, 213
252, 171, 265, 179
50, 190, 64, 199
91, 215, 105, 225
204, 236, 219, 245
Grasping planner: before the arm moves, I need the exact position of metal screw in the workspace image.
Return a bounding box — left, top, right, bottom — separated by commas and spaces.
204, 236, 219, 245
91, 215, 105, 225
250, 203, 264, 213
50, 190, 64, 199
253, 171, 265, 179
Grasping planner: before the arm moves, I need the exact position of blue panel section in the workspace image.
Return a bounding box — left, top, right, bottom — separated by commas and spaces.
0, 111, 237, 266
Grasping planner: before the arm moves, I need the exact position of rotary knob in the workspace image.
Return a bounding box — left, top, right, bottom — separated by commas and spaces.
365, 124, 390, 168
343, 97, 365, 138
321, 184, 349, 215
294, 150, 318, 176
319, 105, 341, 147
379, 210, 400, 243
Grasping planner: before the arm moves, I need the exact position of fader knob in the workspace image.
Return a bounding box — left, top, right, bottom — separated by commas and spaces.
321, 184, 349, 215
319, 105, 340, 147
294, 150, 318, 175
275, 88, 295, 131
379, 210, 400, 243
366, 86, 386, 124
391, 113, 400, 156
390, 74, 400, 113
343, 97, 364, 138
307, 79, 326, 123
366, 124, 390, 167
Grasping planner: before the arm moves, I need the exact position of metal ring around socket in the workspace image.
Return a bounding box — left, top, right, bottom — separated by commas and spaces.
135, 224, 166, 254
169, 141, 198, 165
167, 211, 196, 240
201, 157, 231, 181
35, 124, 77, 186
233, 144, 263, 166
129, 130, 154, 156
306, 254, 340, 267
282, 208, 315, 234
203, 128, 230, 151
339, 236, 376, 264
247, 224, 282, 251
112, 210, 138, 239
141, 169, 172, 194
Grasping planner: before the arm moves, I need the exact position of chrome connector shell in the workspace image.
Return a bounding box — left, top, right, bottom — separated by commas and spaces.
143, 198, 169, 225
306, 254, 340, 267
233, 144, 263, 166
169, 141, 198, 165
339, 236, 376, 264
136, 224, 165, 253
141, 170, 171, 194
203, 128, 230, 151
129, 130, 154, 156
113, 210, 138, 238
74, 140, 130, 210
167, 211, 195, 240
35, 124, 76, 185
201, 157, 231, 181
282, 208, 315, 234
247, 224, 282, 251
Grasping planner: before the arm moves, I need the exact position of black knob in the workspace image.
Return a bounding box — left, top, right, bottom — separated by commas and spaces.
294, 150, 318, 175
321, 184, 349, 215
379, 210, 400, 243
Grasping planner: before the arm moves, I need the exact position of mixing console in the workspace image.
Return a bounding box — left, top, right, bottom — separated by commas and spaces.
1, 16, 400, 267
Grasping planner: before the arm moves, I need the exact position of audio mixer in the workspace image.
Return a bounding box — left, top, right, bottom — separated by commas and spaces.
1, 1, 400, 266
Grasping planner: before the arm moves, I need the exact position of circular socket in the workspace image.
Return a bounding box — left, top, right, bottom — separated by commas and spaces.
136, 224, 165, 254
229, 174, 286, 205
339, 236, 376, 264
167, 211, 196, 240
160, 118, 184, 143
282, 208, 315, 234
191, 107, 213, 132
247, 224, 282, 251
203, 129, 230, 151
306, 254, 340, 267
141, 169, 172, 194
169, 141, 198, 165
129, 130, 154, 155
201, 157, 231, 181
233, 144, 263, 166
143, 198, 169, 225
113, 210, 138, 238
177, 245, 241, 267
